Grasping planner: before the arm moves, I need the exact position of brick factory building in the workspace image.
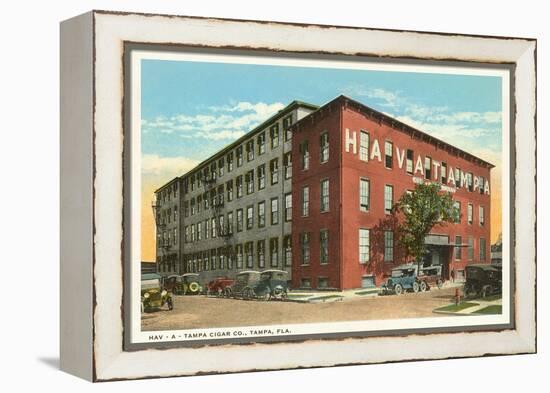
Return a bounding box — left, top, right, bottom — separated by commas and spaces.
153, 95, 492, 290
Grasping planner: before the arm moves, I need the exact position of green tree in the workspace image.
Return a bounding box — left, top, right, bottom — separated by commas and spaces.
393, 182, 459, 268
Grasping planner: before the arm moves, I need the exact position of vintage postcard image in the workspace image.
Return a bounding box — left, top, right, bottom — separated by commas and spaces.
127, 48, 511, 346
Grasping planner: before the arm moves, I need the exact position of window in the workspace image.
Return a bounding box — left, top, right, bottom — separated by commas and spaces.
211, 249, 217, 270
246, 140, 254, 161
211, 162, 217, 180
236, 209, 243, 232
196, 197, 201, 214
269, 238, 279, 267
359, 229, 370, 263
227, 248, 234, 270
190, 175, 195, 191
184, 226, 189, 243
236, 146, 243, 167
219, 215, 225, 236
454, 201, 462, 223
204, 192, 209, 209
211, 217, 217, 238
425, 156, 432, 180
384, 185, 393, 214
384, 231, 394, 262
479, 238, 486, 261
464, 236, 474, 261
184, 201, 189, 217
258, 132, 266, 155
257, 164, 266, 190
301, 141, 310, 170
270, 158, 279, 185
218, 157, 224, 177
246, 170, 254, 194
246, 206, 254, 230
455, 236, 462, 260
320, 132, 329, 163
257, 240, 265, 268
320, 179, 330, 212
285, 193, 292, 221
245, 242, 253, 268
205, 219, 210, 239
479, 176, 485, 194
467, 172, 474, 192
284, 235, 292, 267
197, 222, 202, 241
359, 130, 369, 162
300, 232, 310, 265
441, 162, 447, 184
271, 197, 279, 225
173, 228, 177, 245
455, 168, 462, 188
227, 211, 233, 234
227, 151, 234, 172
191, 198, 196, 215
226, 180, 233, 202
236, 175, 243, 198
284, 152, 292, 179
385, 141, 393, 168
236, 244, 243, 268
406, 149, 414, 174
283, 115, 293, 141
219, 248, 226, 269
256, 201, 266, 228
270, 124, 279, 148
302, 186, 310, 216
467, 203, 473, 225
301, 278, 311, 288
360, 178, 370, 211
173, 206, 178, 221
190, 225, 195, 243
479, 206, 485, 226
167, 208, 171, 224
217, 185, 224, 206
320, 230, 329, 264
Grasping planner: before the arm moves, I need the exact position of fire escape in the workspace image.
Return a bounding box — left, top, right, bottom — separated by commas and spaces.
203, 166, 234, 272
151, 198, 174, 274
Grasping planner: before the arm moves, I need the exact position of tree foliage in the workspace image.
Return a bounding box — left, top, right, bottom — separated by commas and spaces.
393, 182, 459, 264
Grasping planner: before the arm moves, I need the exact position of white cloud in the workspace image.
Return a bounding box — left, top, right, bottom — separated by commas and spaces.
143, 101, 285, 142
142, 154, 199, 181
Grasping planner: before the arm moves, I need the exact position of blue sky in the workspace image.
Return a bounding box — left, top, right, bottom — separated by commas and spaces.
141, 59, 502, 177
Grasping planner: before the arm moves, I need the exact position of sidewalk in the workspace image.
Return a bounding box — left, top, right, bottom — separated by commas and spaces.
432, 296, 502, 315
287, 281, 462, 303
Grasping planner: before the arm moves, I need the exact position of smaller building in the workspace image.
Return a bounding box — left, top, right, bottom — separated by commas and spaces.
141, 261, 157, 275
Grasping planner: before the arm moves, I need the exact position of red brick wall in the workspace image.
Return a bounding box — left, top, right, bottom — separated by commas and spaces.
292, 102, 492, 290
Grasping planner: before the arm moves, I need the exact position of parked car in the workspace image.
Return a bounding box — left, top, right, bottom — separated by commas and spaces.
418, 265, 444, 291
141, 273, 173, 312
206, 277, 235, 297
181, 273, 203, 295
463, 264, 502, 298
163, 274, 184, 294
225, 271, 260, 299
244, 270, 289, 301
381, 264, 420, 295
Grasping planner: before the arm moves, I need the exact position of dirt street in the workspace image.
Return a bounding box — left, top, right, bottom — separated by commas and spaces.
142, 287, 458, 331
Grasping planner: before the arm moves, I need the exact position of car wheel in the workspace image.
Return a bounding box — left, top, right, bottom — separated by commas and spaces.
482, 285, 492, 298
394, 284, 403, 295
167, 297, 174, 311
436, 279, 443, 289
224, 288, 232, 298
420, 281, 427, 292
412, 281, 420, 293
262, 288, 271, 301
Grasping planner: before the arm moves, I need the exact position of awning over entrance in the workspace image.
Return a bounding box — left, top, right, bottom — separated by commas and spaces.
424, 234, 450, 246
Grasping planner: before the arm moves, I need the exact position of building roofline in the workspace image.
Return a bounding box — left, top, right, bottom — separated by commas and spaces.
154, 176, 180, 194
177, 100, 318, 182
291, 95, 495, 169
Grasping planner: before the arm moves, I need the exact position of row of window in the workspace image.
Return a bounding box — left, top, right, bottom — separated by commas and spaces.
156, 182, 179, 205
184, 236, 292, 273
454, 236, 487, 261
183, 156, 292, 217
184, 115, 294, 194
184, 195, 292, 243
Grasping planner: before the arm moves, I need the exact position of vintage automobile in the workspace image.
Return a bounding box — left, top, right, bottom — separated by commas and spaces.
163, 274, 184, 295
243, 270, 289, 301
380, 264, 420, 295
225, 271, 260, 299
141, 273, 173, 312
417, 265, 444, 291
206, 277, 235, 297
463, 264, 502, 298
181, 273, 203, 295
